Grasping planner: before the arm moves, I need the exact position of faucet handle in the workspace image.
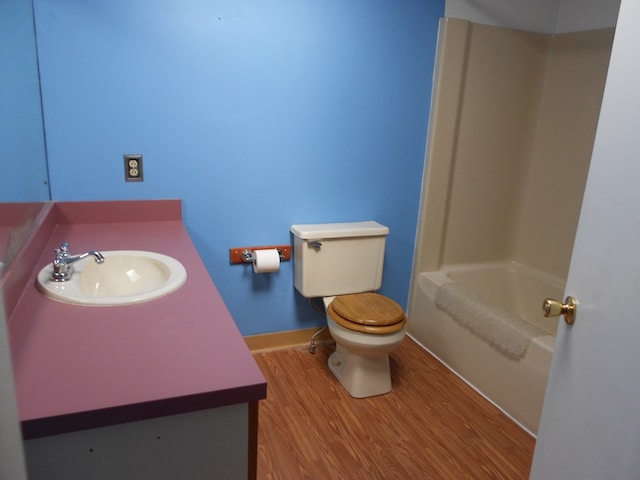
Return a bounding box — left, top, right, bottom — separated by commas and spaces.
54, 242, 70, 259
55, 242, 71, 255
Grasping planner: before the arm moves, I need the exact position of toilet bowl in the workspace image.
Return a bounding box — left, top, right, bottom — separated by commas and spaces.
324, 293, 407, 398
290, 220, 404, 397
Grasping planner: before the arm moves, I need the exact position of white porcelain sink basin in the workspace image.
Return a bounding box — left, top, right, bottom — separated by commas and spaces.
37, 250, 187, 306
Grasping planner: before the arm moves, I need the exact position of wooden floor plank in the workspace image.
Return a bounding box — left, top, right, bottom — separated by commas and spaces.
254, 336, 535, 480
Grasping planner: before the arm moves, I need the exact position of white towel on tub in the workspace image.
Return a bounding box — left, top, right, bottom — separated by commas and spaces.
434, 282, 546, 359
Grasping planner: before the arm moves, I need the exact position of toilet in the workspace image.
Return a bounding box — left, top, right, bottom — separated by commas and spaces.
290, 221, 406, 398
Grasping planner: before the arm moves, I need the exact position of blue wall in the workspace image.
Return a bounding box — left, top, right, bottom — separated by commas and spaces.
33, 0, 443, 335
0, 0, 49, 201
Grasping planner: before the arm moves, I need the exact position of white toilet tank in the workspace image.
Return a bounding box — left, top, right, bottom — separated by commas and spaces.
290, 221, 390, 298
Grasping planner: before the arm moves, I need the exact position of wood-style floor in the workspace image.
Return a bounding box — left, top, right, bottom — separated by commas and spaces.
254, 337, 535, 480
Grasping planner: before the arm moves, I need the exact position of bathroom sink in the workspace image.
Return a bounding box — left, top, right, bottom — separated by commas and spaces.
36, 250, 187, 306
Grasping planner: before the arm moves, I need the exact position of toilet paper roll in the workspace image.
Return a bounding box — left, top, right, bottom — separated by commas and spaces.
253, 249, 281, 273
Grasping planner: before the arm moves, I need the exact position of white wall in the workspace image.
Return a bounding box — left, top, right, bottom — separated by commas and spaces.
445, 0, 558, 33
446, 0, 619, 33
555, 0, 620, 32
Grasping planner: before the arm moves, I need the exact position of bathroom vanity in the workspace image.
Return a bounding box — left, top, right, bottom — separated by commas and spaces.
2, 200, 266, 480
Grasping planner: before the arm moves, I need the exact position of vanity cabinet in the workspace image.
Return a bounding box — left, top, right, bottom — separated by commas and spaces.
25, 403, 254, 479
4, 201, 266, 480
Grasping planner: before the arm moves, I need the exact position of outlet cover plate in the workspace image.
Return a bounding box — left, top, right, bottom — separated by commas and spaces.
124, 154, 143, 182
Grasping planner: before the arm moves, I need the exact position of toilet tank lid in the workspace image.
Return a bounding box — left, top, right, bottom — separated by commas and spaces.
290, 221, 389, 240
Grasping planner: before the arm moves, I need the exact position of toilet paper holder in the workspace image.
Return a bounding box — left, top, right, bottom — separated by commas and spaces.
241, 249, 285, 263
229, 245, 291, 264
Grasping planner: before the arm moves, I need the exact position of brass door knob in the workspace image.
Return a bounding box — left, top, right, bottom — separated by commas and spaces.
542, 296, 578, 325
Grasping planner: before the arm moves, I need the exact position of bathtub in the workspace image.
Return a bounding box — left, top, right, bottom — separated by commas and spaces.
407, 262, 564, 435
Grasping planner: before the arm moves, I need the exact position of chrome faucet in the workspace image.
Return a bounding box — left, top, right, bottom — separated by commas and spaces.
51, 242, 105, 282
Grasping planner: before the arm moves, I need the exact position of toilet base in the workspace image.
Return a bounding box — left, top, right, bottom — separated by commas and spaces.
328, 345, 392, 398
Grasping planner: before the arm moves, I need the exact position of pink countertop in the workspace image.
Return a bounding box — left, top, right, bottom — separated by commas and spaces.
5, 200, 266, 439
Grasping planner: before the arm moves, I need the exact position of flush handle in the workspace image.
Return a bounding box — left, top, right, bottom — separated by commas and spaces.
542, 296, 578, 325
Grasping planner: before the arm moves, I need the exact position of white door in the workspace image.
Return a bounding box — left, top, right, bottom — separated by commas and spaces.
530, 0, 640, 478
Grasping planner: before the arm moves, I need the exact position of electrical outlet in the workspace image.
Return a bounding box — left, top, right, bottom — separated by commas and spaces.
124, 154, 143, 182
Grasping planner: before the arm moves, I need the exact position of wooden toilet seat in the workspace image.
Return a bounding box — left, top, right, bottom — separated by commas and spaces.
327, 293, 406, 334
